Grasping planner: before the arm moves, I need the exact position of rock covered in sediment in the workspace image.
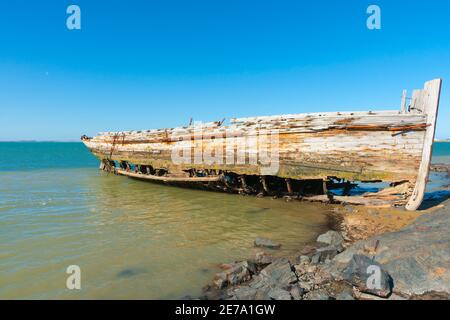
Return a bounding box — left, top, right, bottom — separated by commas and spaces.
254, 237, 281, 249
342, 254, 393, 297
317, 230, 345, 246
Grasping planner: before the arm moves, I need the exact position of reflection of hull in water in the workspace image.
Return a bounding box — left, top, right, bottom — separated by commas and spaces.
82, 79, 442, 210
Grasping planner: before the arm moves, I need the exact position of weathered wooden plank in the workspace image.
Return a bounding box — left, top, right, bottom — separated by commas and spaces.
401, 89, 407, 113
116, 169, 221, 182
406, 79, 442, 210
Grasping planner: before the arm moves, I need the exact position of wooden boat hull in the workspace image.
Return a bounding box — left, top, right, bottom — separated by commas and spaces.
82, 79, 442, 210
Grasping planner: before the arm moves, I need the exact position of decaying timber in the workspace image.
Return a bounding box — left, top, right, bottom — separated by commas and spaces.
82, 79, 442, 210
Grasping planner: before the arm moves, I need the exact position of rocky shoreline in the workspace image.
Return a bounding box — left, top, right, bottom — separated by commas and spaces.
201, 200, 450, 300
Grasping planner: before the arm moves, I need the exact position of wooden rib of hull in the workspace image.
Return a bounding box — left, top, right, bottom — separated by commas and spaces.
82, 79, 442, 210
116, 169, 221, 182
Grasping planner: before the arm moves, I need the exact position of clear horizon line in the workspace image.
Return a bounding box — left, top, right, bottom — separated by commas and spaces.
1, 138, 450, 143
0, 139, 81, 142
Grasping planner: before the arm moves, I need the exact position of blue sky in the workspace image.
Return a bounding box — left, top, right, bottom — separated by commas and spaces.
0, 0, 449, 140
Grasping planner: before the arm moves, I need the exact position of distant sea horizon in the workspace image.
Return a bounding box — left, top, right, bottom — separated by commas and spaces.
1, 139, 450, 142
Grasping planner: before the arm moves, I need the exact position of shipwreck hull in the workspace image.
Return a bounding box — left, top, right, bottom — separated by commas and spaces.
82, 79, 442, 210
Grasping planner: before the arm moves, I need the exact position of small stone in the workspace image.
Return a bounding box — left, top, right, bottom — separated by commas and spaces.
311, 254, 320, 265
268, 288, 292, 300
299, 255, 310, 265
254, 237, 281, 249
306, 265, 317, 273
213, 272, 227, 289
254, 251, 273, 266
294, 264, 306, 275
298, 281, 312, 292
212, 261, 253, 289
312, 244, 344, 264
317, 230, 344, 246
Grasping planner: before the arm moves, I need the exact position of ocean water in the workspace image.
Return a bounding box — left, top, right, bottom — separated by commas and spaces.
0, 142, 449, 299
431, 141, 450, 164
0, 142, 334, 299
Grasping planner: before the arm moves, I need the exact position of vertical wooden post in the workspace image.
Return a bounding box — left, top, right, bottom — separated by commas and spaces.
406, 79, 442, 210
260, 176, 269, 193
285, 178, 292, 194
240, 175, 247, 189
401, 89, 407, 113
322, 180, 328, 194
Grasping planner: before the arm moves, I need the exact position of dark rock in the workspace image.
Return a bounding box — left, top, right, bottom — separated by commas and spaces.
268, 288, 292, 300
342, 254, 392, 298
311, 245, 343, 264
254, 237, 281, 249
254, 251, 273, 266
226, 258, 297, 300
311, 254, 321, 265
212, 261, 252, 289
317, 230, 344, 246
258, 258, 297, 286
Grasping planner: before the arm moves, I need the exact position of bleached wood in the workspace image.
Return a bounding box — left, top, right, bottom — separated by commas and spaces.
405, 79, 442, 211
401, 89, 407, 113
116, 169, 221, 182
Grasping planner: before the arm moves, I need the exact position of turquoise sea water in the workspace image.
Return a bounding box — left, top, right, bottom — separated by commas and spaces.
0, 142, 449, 299
432, 141, 450, 164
